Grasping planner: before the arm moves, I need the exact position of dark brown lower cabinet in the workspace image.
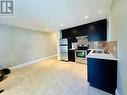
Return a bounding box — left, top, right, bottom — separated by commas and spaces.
68, 50, 75, 62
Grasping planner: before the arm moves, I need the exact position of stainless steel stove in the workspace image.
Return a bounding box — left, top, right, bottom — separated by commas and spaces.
75, 45, 88, 64
75, 50, 87, 64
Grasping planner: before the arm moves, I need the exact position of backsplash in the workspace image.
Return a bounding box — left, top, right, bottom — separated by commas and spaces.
76, 36, 88, 45
106, 41, 118, 58
88, 41, 106, 49
88, 41, 118, 58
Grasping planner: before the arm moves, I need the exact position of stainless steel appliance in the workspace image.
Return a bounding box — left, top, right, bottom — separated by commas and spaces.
75, 50, 87, 64
60, 38, 68, 61
75, 45, 88, 64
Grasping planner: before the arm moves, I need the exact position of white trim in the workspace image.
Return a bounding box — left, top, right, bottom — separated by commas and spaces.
9, 55, 56, 70
115, 89, 120, 95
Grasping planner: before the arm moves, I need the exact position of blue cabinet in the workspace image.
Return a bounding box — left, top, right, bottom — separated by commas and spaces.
88, 19, 107, 41
87, 58, 117, 95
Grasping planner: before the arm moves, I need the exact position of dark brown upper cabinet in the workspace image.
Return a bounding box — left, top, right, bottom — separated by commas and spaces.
61, 19, 107, 41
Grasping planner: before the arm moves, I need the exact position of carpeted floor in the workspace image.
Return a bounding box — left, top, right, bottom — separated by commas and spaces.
0, 57, 111, 95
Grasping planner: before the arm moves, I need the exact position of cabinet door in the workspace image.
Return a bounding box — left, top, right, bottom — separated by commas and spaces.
71, 37, 77, 42
61, 29, 70, 38
88, 19, 107, 41
69, 28, 78, 37
77, 24, 88, 36
68, 50, 75, 62
69, 26, 88, 37
97, 21, 107, 41
62, 19, 107, 41
88, 24, 98, 41
87, 58, 117, 94
62, 28, 78, 38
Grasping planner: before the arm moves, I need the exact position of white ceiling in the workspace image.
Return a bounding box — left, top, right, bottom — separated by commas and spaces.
0, 0, 113, 32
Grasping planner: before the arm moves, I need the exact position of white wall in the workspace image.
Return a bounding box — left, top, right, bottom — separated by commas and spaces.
0, 24, 57, 68
109, 0, 127, 95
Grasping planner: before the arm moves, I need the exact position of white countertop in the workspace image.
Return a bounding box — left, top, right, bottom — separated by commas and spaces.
69, 49, 76, 50
87, 49, 118, 61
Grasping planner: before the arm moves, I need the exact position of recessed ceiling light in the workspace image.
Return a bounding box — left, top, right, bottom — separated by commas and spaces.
84, 16, 88, 19
61, 24, 64, 26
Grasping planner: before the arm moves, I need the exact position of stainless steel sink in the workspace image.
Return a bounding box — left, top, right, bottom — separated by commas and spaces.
92, 50, 110, 54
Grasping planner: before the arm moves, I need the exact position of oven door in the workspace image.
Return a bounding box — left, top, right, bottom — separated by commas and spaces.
76, 50, 86, 58
75, 50, 87, 64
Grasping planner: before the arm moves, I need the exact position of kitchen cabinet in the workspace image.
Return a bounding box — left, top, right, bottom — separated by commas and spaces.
68, 50, 75, 62
88, 19, 107, 41
61, 26, 88, 38
70, 37, 77, 43
77, 24, 88, 36
61, 19, 107, 41
87, 58, 117, 94
69, 28, 78, 37
61, 30, 69, 38
68, 38, 72, 49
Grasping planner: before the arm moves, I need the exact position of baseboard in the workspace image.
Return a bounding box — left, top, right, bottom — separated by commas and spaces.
115, 89, 120, 95
9, 55, 56, 70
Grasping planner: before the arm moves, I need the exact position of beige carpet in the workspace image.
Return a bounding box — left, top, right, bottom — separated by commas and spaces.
0, 58, 111, 95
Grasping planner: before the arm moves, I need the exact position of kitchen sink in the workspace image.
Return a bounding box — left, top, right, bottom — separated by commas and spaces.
92, 50, 110, 54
